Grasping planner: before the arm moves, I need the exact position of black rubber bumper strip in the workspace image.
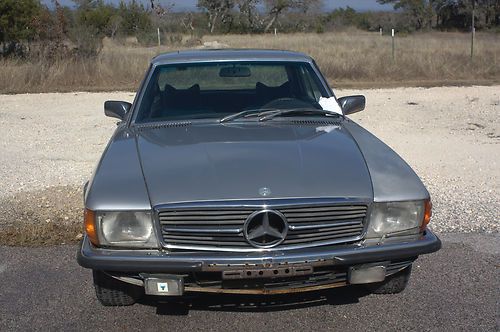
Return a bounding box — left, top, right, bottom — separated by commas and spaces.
77, 230, 441, 273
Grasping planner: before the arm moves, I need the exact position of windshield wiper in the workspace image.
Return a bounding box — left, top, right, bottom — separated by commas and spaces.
220, 107, 341, 123
219, 108, 277, 123
219, 109, 261, 123
258, 108, 342, 121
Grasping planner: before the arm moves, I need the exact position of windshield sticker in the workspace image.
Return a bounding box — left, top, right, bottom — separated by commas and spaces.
319, 97, 343, 115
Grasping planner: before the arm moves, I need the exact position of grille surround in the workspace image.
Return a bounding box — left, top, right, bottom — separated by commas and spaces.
155, 199, 369, 252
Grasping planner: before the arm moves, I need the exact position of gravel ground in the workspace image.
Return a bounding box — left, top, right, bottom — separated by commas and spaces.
0, 86, 498, 237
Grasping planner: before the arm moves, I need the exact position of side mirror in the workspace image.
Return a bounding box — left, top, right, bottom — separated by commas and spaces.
104, 101, 132, 120
337, 95, 366, 115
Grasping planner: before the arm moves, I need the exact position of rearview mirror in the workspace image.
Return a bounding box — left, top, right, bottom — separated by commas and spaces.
219, 66, 251, 77
337, 95, 366, 115
104, 101, 131, 120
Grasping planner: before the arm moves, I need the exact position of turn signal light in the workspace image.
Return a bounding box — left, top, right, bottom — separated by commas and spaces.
84, 208, 99, 246
421, 200, 432, 231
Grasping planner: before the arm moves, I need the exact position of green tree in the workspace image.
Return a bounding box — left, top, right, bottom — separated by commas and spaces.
197, 0, 235, 33
263, 0, 321, 32
117, 0, 152, 35
378, 0, 435, 30
0, 0, 41, 55
74, 0, 117, 35
236, 0, 262, 32
457, 0, 500, 29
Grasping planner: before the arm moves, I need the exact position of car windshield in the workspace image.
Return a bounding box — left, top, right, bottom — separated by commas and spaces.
134, 61, 329, 123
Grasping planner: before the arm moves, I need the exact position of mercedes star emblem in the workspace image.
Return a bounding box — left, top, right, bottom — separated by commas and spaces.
244, 210, 288, 248
258, 187, 271, 197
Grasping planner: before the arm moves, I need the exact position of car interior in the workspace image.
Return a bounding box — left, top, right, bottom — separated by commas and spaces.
136, 63, 325, 122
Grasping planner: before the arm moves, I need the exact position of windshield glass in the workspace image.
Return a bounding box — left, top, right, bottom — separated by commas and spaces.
135, 61, 329, 123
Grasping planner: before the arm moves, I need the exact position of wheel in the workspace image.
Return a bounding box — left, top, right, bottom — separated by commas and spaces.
93, 270, 143, 306
366, 265, 412, 294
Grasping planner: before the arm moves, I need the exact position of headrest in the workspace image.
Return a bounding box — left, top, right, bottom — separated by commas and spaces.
164, 83, 200, 96
256, 81, 291, 100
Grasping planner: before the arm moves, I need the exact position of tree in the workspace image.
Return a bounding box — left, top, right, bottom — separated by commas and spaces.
197, 0, 235, 33
457, 0, 500, 29
236, 0, 262, 32
118, 0, 151, 35
0, 0, 41, 55
263, 0, 321, 32
431, 0, 500, 30
377, 0, 435, 30
75, 0, 117, 35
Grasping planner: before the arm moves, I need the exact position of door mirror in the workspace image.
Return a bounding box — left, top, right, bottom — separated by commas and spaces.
337, 95, 366, 115
104, 101, 131, 120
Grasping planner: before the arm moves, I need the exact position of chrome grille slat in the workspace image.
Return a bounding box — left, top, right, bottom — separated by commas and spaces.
286, 214, 366, 222
287, 225, 364, 237
283, 210, 366, 217
163, 238, 249, 246
279, 206, 367, 213
162, 226, 243, 234
158, 203, 368, 251
288, 220, 361, 231
160, 210, 254, 216
160, 214, 251, 221
163, 234, 244, 241
283, 231, 363, 244
159, 219, 247, 225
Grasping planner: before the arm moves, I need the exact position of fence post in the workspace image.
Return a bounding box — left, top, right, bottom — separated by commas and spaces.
157, 27, 161, 47
470, 5, 475, 61
391, 29, 395, 61
274, 28, 277, 36
380, 27, 382, 36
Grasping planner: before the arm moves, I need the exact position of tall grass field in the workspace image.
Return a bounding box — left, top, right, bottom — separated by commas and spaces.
0, 31, 498, 93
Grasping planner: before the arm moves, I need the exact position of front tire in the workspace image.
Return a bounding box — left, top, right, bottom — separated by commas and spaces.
366, 265, 412, 294
93, 270, 143, 306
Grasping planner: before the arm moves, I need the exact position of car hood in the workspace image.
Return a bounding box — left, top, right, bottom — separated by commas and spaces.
135, 121, 373, 206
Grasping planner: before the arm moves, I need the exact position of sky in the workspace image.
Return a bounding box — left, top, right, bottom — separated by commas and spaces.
46, 0, 394, 12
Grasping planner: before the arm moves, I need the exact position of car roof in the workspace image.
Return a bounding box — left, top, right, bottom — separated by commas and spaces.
151, 49, 313, 65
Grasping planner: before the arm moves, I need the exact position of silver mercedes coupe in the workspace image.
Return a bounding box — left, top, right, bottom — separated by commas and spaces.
77, 49, 441, 306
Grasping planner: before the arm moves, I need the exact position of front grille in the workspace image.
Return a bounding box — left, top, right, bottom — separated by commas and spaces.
158, 203, 367, 251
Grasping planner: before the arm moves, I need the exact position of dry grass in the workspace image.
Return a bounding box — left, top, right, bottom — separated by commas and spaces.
208, 32, 500, 86
0, 31, 499, 93
0, 186, 83, 246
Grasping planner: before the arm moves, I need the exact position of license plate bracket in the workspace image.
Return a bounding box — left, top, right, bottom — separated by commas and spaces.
222, 265, 313, 280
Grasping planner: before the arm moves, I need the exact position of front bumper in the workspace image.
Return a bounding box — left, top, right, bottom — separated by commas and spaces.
77, 229, 441, 273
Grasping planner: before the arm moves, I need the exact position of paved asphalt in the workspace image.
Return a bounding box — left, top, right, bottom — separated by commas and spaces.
0, 233, 498, 332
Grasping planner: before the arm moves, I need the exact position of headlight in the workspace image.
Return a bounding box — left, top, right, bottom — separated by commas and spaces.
366, 200, 429, 238
87, 210, 158, 248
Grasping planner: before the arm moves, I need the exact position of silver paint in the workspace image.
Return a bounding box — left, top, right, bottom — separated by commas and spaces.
86, 49, 427, 215
136, 121, 373, 205
342, 120, 429, 202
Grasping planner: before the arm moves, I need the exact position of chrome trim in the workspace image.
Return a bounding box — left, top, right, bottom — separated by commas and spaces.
154, 198, 371, 253
155, 197, 370, 210
106, 272, 144, 286
288, 220, 360, 231
162, 237, 363, 253
162, 226, 243, 234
